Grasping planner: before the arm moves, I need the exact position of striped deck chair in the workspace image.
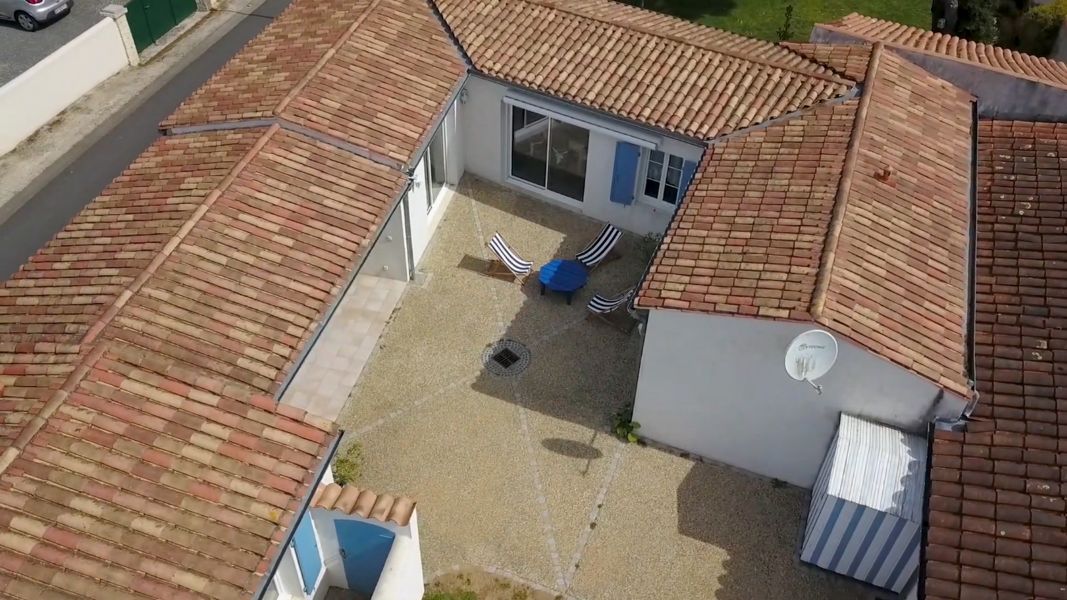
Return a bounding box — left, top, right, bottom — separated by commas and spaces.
587, 287, 636, 332
487, 233, 533, 284
575, 224, 622, 270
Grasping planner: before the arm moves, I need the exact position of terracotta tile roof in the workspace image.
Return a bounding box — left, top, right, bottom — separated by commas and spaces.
541, 0, 834, 76
161, 0, 371, 128
924, 120, 1067, 600
435, 0, 854, 140
311, 483, 415, 526
780, 42, 873, 82
163, 0, 466, 166
814, 49, 973, 396
0, 131, 261, 344
0, 344, 78, 444
639, 46, 973, 396
817, 13, 1067, 91
636, 98, 856, 320
0, 125, 410, 599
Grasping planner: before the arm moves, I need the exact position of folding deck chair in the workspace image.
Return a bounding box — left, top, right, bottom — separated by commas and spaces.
575, 224, 622, 270
487, 232, 533, 284
587, 287, 637, 332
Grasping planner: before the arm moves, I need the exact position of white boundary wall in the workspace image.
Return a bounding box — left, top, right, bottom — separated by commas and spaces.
0, 15, 131, 155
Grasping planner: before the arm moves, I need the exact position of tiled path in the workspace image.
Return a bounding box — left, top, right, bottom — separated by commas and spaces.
283, 274, 405, 420
336, 176, 870, 600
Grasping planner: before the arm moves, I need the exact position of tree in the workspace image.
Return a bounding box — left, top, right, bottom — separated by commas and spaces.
776, 3, 796, 41
956, 0, 1000, 43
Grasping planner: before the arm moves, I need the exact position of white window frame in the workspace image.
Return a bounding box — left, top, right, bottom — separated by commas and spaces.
504, 105, 592, 205
638, 149, 686, 207
426, 123, 447, 214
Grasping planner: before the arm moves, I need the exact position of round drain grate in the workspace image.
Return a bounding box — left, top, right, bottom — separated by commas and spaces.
483, 339, 531, 376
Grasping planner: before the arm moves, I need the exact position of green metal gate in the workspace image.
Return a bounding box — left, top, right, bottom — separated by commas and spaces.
125, 0, 198, 52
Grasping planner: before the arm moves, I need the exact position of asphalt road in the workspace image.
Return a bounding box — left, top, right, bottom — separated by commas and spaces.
0, 0, 115, 85
0, 0, 291, 281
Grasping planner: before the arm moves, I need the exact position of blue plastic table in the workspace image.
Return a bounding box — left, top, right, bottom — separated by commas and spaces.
538, 259, 588, 304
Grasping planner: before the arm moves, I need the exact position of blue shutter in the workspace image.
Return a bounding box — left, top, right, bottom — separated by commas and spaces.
292, 513, 323, 594
678, 159, 698, 201
609, 141, 641, 205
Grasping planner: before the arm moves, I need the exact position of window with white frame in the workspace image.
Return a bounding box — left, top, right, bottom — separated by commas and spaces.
641, 150, 685, 205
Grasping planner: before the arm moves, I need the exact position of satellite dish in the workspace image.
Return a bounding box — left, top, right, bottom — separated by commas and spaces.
784, 330, 838, 394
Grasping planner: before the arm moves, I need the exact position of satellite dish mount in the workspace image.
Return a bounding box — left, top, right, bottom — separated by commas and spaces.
784, 330, 839, 395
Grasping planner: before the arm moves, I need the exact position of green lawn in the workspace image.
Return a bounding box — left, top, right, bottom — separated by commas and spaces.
629, 0, 931, 42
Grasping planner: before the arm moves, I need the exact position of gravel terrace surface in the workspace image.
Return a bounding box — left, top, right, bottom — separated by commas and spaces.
336, 176, 871, 600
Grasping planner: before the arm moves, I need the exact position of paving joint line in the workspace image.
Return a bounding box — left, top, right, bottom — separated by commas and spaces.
513, 380, 567, 590
351, 375, 476, 437
428, 563, 585, 600
468, 190, 567, 589
563, 443, 626, 591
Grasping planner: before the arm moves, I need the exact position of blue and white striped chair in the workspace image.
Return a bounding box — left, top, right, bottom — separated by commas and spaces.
587, 287, 636, 331
487, 232, 533, 284
575, 224, 622, 270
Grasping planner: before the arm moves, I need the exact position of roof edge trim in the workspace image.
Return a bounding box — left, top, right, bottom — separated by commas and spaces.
810, 42, 884, 319
251, 432, 342, 599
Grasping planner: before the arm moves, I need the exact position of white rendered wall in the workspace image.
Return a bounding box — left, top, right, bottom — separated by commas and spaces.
360, 203, 410, 282
633, 309, 968, 487
0, 17, 130, 155
460, 75, 702, 235
407, 100, 461, 269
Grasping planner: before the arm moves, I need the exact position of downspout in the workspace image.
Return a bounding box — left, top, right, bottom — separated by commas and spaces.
252, 432, 342, 599
917, 421, 935, 600
965, 100, 979, 400
919, 99, 980, 600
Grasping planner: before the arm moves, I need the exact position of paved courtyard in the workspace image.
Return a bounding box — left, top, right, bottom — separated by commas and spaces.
336, 176, 870, 600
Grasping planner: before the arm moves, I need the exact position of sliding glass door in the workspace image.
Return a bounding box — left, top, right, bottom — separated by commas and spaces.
510, 106, 589, 202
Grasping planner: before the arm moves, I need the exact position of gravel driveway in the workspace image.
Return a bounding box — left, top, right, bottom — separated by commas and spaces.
0, 0, 115, 85
336, 176, 875, 599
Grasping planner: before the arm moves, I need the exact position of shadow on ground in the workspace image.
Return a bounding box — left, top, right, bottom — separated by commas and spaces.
676, 461, 877, 600
466, 177, 650, 436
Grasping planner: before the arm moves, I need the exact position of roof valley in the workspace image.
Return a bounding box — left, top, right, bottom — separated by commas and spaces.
809, 42, 883, 320
0, 126, 281, 479
168, 117, 413, 173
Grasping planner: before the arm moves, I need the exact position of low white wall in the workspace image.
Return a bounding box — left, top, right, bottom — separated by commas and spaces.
633, 309, 968, 487
0, 17, 130, 155
461, 75, 703, 235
